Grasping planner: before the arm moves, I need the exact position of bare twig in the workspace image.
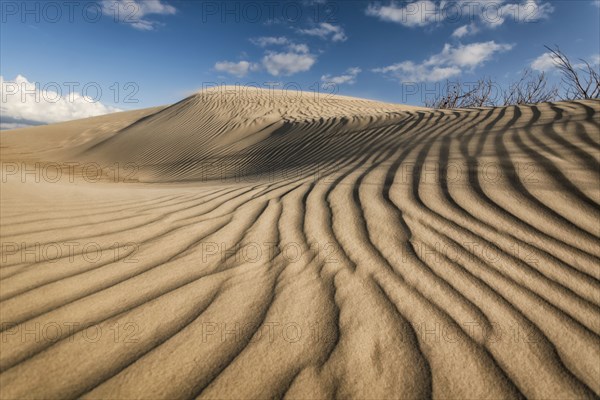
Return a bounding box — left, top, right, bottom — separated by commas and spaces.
502, 69, 558, 105
545, 45, 600, 100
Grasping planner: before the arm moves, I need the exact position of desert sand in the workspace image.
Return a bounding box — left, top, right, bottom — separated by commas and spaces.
0, 87, 599, 399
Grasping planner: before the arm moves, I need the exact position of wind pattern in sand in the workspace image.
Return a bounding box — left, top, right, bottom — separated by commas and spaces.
1, 88, 599, 399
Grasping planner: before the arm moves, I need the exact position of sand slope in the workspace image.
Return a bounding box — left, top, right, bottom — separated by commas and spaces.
1, 88, 599, 399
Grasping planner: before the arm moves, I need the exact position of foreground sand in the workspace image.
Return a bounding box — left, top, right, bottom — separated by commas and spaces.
1, 88, 599, 399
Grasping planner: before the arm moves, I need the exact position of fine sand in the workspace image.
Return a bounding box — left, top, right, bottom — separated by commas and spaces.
1, 87, 599, 399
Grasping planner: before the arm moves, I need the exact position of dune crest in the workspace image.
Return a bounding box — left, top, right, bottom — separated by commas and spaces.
1, 90, 599, 399
75, 87, 427, 182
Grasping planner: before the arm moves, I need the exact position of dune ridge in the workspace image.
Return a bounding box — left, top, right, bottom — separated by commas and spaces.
1, 88, 599, 399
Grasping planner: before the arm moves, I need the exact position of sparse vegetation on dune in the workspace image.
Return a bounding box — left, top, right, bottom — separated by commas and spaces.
425, 46, 600, 109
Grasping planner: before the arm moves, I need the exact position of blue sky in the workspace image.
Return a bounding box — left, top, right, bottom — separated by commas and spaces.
1, 0, 599, 128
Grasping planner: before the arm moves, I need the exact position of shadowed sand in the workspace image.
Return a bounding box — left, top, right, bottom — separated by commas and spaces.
1, 87, 599, 399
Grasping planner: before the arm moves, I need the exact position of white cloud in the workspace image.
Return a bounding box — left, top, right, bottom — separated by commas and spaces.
262, 51, 317, 76
452, 25, 469, 38
374, 62, 462, 82
216, 43, 315, 78
321, 67, 362, 85
531, 51, 600, 73
530, 52, 558, 71
0, 122, 37, 130
478, 0, 553, 27
287, 43, 310, 53
298, 22, 347, 42
216, 44, 316, 78
452, 23, 478, 38
373, 41, 513, 82
366, 0, 553, 30
428, 41, 514, 68
574, 54, 600, 69
0, 75, 121, 129
101, 0, 176, 30
250, 37, 310, 55
214, 61, 259, 77
250, 36, 290, 47
366, 1, 439, 27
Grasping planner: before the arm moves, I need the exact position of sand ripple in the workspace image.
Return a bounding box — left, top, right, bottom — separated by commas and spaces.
1, 89, 599, 399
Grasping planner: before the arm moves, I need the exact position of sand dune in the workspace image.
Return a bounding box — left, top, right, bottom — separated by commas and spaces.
1, 87, 599, 399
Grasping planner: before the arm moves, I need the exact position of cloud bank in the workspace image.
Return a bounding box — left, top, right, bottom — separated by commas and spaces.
1, 75, 121, 130
373, 41, 513, 82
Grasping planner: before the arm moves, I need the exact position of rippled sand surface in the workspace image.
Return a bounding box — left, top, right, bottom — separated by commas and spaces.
1, 88, 599, 399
